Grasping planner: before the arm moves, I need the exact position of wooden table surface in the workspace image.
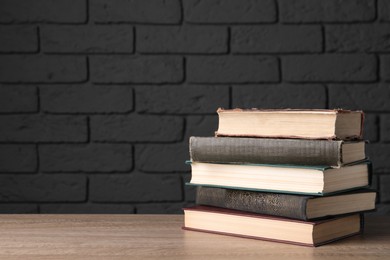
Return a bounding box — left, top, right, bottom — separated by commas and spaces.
0, 215, 389, 259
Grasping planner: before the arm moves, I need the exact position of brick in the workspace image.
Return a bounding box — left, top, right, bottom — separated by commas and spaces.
379, 0, 390, 22
0, 26, 37, 53
41, 25, 133, 53
40, 203, 135, 214
91, 115, 183, 142
380, 175, 390, 203
232, 26, 322, 53
136, 85, 229, 114
91, 0, 181, 24
0, 204, 38, 213
283, 55, 376, 82
381, 56, 390, 82
40, 144, 133, 172
232, 84, 326, 109
0, 145, 36, 172
89, 173, 182, 202
381, 115, 390, 142
364, 114, 379, 143
371, 174, 379, 192
371, 204, 390, 215
137, 26, 227, 54
0, 0, 86, 24
90, 56, 183, 83
0, 174, 86, 202
329, 84, 390, 111
326, 25, 390, 53
0, 55, 87, 83
136, 202, 192, 214
185, 116, 218, 140
184, 0, 276, 23
366, 144, 390, 172
0, 115, 87, 142
188, 56, 279, 83
40, 85, 133, 113
279, 0, 375, 23
136, 144, 189, 172
0, 85, 37, 113
183, 174, 196, 202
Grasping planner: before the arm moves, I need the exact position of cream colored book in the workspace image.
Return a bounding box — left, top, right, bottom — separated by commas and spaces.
216, 109, 363, 140
188, 161, 370, 195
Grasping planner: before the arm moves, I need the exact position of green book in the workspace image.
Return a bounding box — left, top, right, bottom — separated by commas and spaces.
187, 161, 371, 196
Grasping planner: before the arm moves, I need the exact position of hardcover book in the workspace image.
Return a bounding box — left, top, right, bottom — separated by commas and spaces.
183, 206, 363, 247
190, 136, 366, 167
188, 161, 371, 195
196, 186, 376, 220
216, 109, 363, 140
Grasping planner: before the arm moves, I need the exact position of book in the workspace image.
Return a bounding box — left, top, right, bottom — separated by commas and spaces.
183, 206, 363, 247
216, 109, 363, 140
196, 186, 376, 220
190, 136, 366, 167
188, 161, 370, 195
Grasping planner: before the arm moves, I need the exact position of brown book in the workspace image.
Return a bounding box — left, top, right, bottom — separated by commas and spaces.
183, 206, 363, 247
216, 108, 363, 140
190, 136, 366, 167
196, 186, 376, 220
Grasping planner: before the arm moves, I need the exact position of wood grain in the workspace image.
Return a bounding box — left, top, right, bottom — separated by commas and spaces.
0, 215, 388, 260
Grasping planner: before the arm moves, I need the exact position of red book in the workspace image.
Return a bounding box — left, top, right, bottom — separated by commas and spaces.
183, 206, 363, 247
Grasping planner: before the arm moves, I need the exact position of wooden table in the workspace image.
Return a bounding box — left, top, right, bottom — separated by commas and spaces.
0, 215, 389, 259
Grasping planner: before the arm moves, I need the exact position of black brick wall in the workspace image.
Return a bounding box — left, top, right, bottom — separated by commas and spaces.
0, 0, 389, 214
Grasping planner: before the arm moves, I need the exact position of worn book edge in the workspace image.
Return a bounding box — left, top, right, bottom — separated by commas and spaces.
216, 108, 363, 114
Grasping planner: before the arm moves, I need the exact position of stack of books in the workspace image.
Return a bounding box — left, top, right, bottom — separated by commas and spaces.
183, 109, 376, 247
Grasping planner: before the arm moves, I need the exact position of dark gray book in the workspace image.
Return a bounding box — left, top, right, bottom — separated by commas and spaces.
196, 186, 376, 221
190, 137, 366, 167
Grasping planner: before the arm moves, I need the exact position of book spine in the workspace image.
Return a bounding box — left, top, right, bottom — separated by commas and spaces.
190, 137, 341, 166
196, 187, 310, 221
